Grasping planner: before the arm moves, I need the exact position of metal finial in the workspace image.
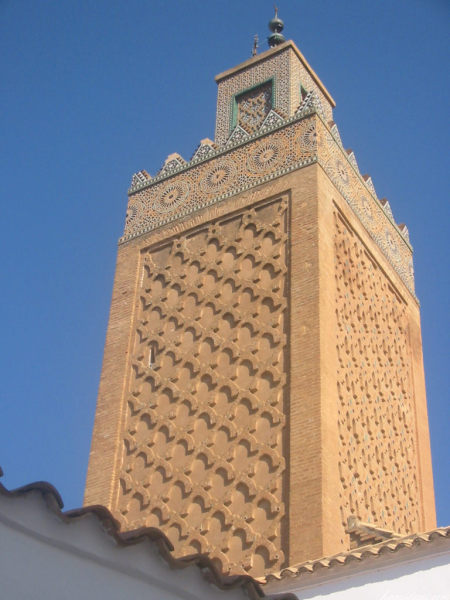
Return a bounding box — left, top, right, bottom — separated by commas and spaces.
268, 6, 285, 48
252, 34, 259, 57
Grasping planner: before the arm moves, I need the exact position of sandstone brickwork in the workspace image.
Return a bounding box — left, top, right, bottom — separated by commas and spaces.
85, 38, 436, 578
115, 196, 289, 576
334, 211, 421, 533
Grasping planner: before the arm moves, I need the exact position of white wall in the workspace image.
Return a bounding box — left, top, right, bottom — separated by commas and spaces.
264, 545, 450, 600
0, 491, 247, 600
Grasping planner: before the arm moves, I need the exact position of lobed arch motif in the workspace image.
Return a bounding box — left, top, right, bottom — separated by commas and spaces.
115, 195, 290, 576
334, 211, 421, 534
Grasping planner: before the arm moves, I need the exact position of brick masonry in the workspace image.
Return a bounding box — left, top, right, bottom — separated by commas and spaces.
85, 40, 436, 577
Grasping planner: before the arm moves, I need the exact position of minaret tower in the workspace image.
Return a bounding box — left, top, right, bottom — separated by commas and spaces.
85, 13, 436, 577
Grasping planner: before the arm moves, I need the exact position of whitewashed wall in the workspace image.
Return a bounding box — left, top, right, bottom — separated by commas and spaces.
264, 543, 450, 600
2, 488, 448, 600
0, 491, 247, 600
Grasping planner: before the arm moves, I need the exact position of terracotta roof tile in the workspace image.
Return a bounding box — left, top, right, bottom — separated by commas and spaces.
261, 526, 450, 583
0, 468, 295, 600
3, 467, 447, 596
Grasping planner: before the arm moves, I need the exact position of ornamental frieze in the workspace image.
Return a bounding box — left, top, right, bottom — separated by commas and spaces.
123, 111, 414, 295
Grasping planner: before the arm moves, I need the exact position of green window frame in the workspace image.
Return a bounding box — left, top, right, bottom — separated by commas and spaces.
230, 77, 276, 132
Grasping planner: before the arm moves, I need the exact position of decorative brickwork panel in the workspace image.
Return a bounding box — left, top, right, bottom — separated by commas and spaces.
215, 48, 291, 145
124, 115, 316, 240
288, 51, 333, 123
316, 119, 415, 294
115, 196, 290, 577
215, 45, 334, 145
334, 213, 421, 534
124, 112, 414, 296
236, 81, 273, 134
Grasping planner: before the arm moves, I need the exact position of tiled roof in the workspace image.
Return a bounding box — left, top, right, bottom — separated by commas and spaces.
260, 525, 450, 584
0, 468, 295, 600
346, 515, 402, 548
3, 467, 447, 596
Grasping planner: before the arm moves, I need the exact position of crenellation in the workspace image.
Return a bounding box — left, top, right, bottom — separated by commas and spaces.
123, 111, 414, 296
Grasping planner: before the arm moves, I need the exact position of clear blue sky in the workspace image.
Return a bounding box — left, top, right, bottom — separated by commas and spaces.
1, 1, 448, 527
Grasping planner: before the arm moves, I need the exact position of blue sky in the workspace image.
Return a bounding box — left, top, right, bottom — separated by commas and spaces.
1, 0, 448, 527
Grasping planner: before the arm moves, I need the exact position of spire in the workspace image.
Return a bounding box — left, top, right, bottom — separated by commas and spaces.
252, 34, 259, 57
268, 6, 285, 47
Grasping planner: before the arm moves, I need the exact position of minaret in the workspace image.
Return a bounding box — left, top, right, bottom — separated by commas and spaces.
85, 13, 436, 577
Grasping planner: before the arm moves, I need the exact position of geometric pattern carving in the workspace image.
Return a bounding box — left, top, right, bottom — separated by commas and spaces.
362, 175, 377, 198
158, 153, 186, 177
215, 45, 334, 145
398, 223, 410, 244
215, 51, 291, 146
334, 212, 421, 535
260, 108, 286, 131
115, 196, 290, 577
330, 121, 343, 147
316, 118, 415, 294
191, 139, 217, 163
345, 149, 359, 172
226, 125, 250, 146
123, 113, 415, 296
380, 198, 394, 220
236, 81, 272, 135
130, 170, 151, 190
123, 116, 315, 240
294, 90, 325, 120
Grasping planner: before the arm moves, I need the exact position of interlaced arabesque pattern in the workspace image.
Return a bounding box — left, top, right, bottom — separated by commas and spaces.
334, 214, 420, 534
315, 119, 414, 294
237, 82, 273, 134
215, 50, 291, 145
124, 114, 414, 295
124, 116, 313, 236
116, 197, 289, 577
214, 45, 333, 144
289, 52, 333, 122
